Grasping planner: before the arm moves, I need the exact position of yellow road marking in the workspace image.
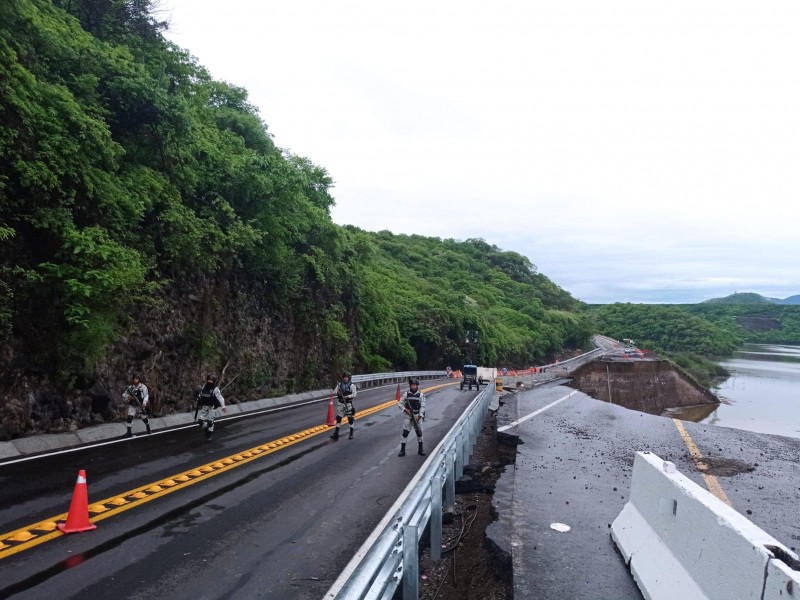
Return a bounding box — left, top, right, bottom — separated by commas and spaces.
0, 381, 458, 560
672, 418, 732, 506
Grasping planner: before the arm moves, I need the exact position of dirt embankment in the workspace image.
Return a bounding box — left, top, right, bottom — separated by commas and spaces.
0, 275, 345, 440
567, 359, 718, 415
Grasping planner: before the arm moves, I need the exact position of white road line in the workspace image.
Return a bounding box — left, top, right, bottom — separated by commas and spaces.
0, 400, 323, 466
0, 381, 446, 466
497, 390, 579, 433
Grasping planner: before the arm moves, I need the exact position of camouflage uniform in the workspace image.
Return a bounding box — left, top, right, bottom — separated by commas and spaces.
398, 383, 426, 456
330, 374, 357, 440
197, 376, 226, 440
123, 378, 150, 437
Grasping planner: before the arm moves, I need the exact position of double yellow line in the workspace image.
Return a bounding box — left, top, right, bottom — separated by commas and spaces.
672, 419, 732, 506
0, 382, 456, 560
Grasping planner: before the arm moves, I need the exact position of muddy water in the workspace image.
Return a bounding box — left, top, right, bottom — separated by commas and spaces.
675, 344, 800, 439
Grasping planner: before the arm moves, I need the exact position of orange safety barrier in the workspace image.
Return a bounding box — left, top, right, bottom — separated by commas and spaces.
325, 394, 336, 426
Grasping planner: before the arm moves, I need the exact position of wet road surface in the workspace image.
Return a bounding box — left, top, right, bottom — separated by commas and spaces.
496, 381, 800, 600
0, 380, 474, 599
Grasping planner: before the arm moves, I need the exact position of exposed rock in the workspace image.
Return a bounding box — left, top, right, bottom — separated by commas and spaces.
568, 359, 718, 415
86, 382, 112, 412
0, 275, 349, 438
1, 398, 28, 438
76, 396, 94, 425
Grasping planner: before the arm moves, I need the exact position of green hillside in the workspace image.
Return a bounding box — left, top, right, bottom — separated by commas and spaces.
704, 293, 773, 305
0, 0, 589, 418
705, 292, 800, 305
355, 231, 592, 370
590, 303, 800, 352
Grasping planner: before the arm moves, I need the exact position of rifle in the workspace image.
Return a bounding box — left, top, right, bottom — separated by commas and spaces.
126, 388, 147, 417
402, 399, 423, 438
338, 392, 355, 417
193, 387, 204, 420
410, 412, 422, 438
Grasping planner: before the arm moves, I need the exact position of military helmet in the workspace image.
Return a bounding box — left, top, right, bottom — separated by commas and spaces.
342, 371, 351, 379
206, 374, 218, 384
409, 378, 419, 386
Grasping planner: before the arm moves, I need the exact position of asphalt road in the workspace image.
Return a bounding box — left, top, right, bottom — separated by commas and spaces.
0, 380, 475, 600
503, 381, 800, 600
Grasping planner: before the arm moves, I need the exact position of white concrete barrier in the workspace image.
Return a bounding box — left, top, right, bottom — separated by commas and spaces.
611, 451, 800, 600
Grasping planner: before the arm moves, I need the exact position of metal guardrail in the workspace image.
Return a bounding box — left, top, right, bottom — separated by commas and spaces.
495, 348, 605, 387
542, 347, 603, 369
351, 371, 445, 388
324, 384, 495, 600
325, 348, 606, 599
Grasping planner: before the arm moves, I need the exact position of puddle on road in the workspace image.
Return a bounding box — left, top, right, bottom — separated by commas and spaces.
663, 403, 719, 422
701, 456, 755, 477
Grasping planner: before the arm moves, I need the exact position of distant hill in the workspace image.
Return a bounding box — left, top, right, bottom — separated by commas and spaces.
704, 293, 800, 305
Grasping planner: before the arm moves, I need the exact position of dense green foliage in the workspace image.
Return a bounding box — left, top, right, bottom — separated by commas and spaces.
589, 304, 742, 355
0, 0, 589, 391
704, 292, 800, 305
686, 304, 800, 344
590, 303, 800, 354
0, 0, 359, 378
704, 292, 773, 305
353, 233, 592, 370
589, 302, 800, 386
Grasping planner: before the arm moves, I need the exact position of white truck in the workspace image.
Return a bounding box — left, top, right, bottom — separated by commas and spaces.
477, 366, 497, 385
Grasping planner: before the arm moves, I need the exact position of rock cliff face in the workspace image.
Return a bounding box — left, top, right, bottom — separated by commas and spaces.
568, 359, 718, 415
0, 275, 349, 440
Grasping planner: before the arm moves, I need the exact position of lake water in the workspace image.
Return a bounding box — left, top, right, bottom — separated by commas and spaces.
700, 343, 800, 440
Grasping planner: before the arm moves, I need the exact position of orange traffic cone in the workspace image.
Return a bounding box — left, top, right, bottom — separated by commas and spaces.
57, 469, 97, 534
326, 394, 336, 427
395, 383, 401, 402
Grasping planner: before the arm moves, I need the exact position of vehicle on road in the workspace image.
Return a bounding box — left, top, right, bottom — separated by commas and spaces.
477, 366, 496, 385
461, 365, 480, 390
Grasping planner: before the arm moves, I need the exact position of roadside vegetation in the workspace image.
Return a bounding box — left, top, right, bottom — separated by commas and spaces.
588, 303, 800, 387
0, 0, 591, 404
2, 0, 792, 411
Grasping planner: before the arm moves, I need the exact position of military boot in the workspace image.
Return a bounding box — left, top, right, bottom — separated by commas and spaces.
330, 428, 339, 440
398, 443, 406, 457
418, 442, 426, 456
348, 429, 354, 440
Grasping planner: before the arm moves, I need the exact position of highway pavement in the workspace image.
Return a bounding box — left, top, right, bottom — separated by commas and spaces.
492, 380, 800, 600
0, 380, 475, 599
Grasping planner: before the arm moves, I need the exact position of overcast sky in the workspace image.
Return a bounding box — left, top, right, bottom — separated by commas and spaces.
161, 0, 799, 304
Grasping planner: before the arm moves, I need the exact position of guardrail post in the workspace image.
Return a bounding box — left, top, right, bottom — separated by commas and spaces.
461, 428, 470, 468
455, 433, 464, 478
430, 474, 443, 561
402, 523, 419, 600
445, 451, 456, 513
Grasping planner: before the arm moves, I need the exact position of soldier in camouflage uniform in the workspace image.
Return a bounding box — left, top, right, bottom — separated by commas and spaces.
196, 374, 227, 441
397, 378, 426, 456
330, 371, 357, 440
122, 374, 151, 438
